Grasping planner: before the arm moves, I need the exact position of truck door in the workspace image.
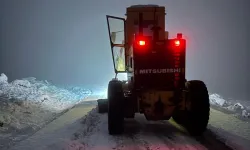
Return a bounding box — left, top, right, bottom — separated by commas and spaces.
106, 15, 126, 73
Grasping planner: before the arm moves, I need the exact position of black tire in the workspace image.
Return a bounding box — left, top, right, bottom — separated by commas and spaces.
108, 80, 124, 135
97, 99, 108, 113
172, 110, 186, 125
173, 80, 210, 136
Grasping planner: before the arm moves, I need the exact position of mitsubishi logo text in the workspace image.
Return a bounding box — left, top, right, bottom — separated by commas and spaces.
137, 68, 182, 74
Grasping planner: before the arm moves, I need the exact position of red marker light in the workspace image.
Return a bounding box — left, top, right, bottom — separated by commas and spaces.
138, 40, 146, 46
174, 40, 180, 46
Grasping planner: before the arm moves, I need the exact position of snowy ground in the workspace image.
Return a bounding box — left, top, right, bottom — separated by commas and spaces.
9, 106, 250, 150
208, 109, 250, 150
209, 94, 250, 120
0, 73, 91, 149
0, 73, 250, 150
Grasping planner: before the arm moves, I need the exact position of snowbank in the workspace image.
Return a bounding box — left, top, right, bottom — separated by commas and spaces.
0, 73, 91, 148
208, 108, 250, 150
209, 94, 227, 106
209, 93, 250, 119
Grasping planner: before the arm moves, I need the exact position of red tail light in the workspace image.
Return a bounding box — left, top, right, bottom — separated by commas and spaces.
174, 40, 180, 46
137, 40, 146, 46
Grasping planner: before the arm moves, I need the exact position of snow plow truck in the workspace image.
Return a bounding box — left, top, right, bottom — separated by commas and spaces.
97, 4, 210, 136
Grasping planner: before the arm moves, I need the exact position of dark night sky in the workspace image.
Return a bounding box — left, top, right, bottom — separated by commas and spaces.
0, 0, 249, 100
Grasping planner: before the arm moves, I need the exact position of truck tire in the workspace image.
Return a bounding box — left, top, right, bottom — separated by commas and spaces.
97, 99, 108, 113
173, 80, 210, 136
108, 80, 124, 135
185, 80, 210, 136
172, 110, 186, 126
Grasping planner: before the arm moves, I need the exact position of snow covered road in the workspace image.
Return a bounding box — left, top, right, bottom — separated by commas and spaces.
69, 109, 233, 150
1, 74, 249, 150
8, 100, 247, 150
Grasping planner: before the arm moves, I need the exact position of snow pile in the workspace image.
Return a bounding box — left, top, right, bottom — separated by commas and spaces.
209, 94, 227, 106
0, 73, 8, 84
0, 73, 91, 111
209, 93, 250, 119
225, 103, 250, 118
0, 73, 91, 147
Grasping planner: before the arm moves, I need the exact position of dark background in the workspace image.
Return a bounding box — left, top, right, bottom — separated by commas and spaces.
0, 0, 249, 100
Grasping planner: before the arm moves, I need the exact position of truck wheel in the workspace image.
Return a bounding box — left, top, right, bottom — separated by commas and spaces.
184, 80, 210, 136
108, 80, 124, 135
172, 78, 187, 126
172, 110, 186, 126
97, 99, 108, 113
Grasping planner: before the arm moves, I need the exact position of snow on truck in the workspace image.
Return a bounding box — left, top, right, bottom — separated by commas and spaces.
97, 4, 210, 136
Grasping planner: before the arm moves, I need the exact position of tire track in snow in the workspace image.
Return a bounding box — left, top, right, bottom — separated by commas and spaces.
116, 126, 151, 150
73, 109, 151, 150
131, 119, 176, 150
72, 109, 233, 150
72, 110, 202, 150
131, 117, 194, 150
72, 108, 122, 150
